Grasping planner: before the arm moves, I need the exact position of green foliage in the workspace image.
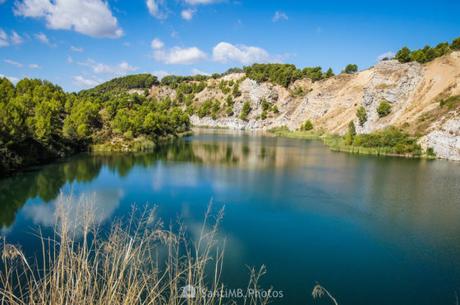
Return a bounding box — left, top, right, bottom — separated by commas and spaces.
452, 37, 460, 50
350, 127, 421, 155
302, 67, 323, 81
0, 77, 191, 174
344, 121, 356, 145
356, 106, 367, 126
343, 64, 358, 74
324, 68, 335, 78
439, 95, 460, 110
232, 83, 241, 97
197, 99, 221, 119
239, 101, 251, 121
83, 74, 158, 95
244, 64, 303, 87
300, 120, 314, 131
395, 47, 412, 63
395, 38, 457, 64
377, 100, 392, 118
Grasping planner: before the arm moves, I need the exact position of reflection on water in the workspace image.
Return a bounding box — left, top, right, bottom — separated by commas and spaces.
1, 129, 460, 305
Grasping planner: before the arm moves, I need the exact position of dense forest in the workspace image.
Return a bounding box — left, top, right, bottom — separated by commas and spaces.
0, 75, 190, 175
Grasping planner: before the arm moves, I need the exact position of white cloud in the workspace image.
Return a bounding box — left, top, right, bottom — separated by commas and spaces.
79, 59, 138, 75
73, 75, 100, 88
29, 63, 40, 69
146, 0, 167, 19
70, 45, 84, 52
14, 0, 123, 38
152, 70, 170, 79
191, 68, 209, 76
0, 29, 9, 47
0, 74, 20, 83
4, 59, 23, 68
34, 32, 50, 44
151, 38, 164, 50
212, 42, 271, 64
10, 31, 24, 45
272, 11, 288, 22
154, 46, 207, 64
184, 0, 219, 4
377, 51, 395, 61
181, 9, 195, 21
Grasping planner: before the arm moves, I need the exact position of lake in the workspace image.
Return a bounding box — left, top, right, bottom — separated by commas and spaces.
1, 129, 460, 305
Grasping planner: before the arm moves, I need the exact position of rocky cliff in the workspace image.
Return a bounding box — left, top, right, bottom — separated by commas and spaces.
151, 52, 460, 161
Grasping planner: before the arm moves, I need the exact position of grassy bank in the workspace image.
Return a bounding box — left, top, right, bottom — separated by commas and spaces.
269, 126, 435, 159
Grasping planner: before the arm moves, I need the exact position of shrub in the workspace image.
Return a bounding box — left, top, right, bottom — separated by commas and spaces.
343, 64, 358, 74
395, 47, 412, 63
240, 101, 251, 121
356, 106, 367, 126
300, 120, 313, 131
377, 100, 392, 118
451, 36, 460, 50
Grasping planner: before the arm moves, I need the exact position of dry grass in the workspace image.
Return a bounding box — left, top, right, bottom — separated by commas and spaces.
0, 195, 271, 305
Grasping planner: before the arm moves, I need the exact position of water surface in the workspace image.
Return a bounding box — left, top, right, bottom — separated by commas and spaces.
1, 129, 460, 305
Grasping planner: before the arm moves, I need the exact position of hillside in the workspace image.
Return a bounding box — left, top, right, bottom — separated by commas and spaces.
146, 52, 460, 161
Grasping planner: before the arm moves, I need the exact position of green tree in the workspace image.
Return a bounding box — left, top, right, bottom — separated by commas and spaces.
324, 68, 335, 78
343, 64, 358, 74
451, 37, 460, 50
395, 47, 412, 63
344, 121, 356, 145
240, 101, 251, 121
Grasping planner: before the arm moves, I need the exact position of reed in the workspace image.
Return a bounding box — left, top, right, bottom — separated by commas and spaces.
0, 194, 270, 305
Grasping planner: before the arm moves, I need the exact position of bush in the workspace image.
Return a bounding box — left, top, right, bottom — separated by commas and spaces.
343, 64, 358, 74
300, 120, 313, 131
239, 101, 251, 121
439, 95, 460, 110
351, 127, 421, 155
377, 100, 392, 118
395, 47, 411, 63
356, 106, 367, 126
451, 36, 460, 50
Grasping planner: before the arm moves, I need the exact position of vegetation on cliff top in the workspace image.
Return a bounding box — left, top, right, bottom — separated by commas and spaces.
395, 36, 460, 64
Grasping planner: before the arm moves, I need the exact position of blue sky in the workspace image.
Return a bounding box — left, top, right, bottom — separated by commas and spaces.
1, 0, 459, 92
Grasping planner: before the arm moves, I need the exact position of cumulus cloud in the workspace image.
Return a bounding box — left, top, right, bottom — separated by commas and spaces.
377, 51, 395, 61
73, 75, 100, 88
212, 42, 271, 64
146, 0, 167, 19
29, 63, 40, 69
272, 11, 288, 22
4, 59, 23, 68
0, 29, 8, 47
10, 31, 24, 45
154, 46, 207, 64
70, 45, 84, 52
151, 38, 164, 50
181, 9, 195, 20
79, 59, 138, 75
14, 0, 123, 38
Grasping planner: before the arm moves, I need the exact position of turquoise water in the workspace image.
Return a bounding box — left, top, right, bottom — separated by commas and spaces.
1, 129, 460, 304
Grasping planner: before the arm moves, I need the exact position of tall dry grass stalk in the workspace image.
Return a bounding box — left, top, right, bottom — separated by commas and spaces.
0, 194, 270, 305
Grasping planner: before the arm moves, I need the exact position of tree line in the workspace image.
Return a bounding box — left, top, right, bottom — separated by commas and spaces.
0, 77, 190, 175
395, 36, 460, 64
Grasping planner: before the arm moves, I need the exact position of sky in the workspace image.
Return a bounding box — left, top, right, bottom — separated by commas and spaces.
0, 0, 459, 92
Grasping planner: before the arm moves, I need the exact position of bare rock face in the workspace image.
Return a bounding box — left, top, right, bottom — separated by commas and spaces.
359, 60, 424, 133
420, 118, 460, 161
